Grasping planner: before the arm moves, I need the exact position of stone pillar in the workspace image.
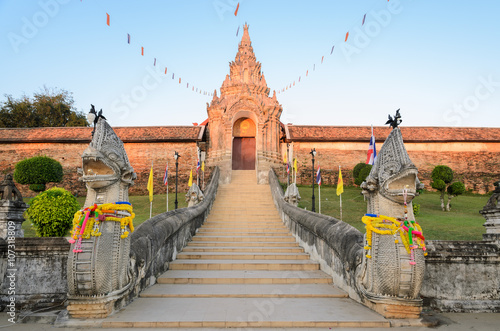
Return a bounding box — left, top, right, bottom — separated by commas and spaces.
0, 174, 27, 239
480, 181, 500, 242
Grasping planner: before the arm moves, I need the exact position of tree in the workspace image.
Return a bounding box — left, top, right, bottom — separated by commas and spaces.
353, 162, 372, 186
0, 87, 88, 128
13, 156, 63, 192
430, 165, 465, 211
27, 187, 80, 237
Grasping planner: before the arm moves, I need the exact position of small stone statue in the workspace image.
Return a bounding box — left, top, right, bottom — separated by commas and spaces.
185, 183, 204, 207
284, 183, 301, 206
484, 181, 500, 209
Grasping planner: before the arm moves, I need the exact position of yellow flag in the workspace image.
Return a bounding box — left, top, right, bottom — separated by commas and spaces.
293, 158, 297, 173
337, 167, 344, 196
147, 166, 154, 202
201, 161, 205, 172
283, 149, 287, 164
188, 169, 193, 187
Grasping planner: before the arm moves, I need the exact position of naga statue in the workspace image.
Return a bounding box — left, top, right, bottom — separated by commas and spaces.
284, 183, 301, 207
185, 183, 204, 207
359, 122, 426, 318
66, 115, 137, 319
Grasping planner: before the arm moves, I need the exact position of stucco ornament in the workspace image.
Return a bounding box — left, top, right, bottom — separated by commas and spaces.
284, 183, 301, 206
359, 126, 426, 316
66, 117, 137, 318
185, 183, 204, 207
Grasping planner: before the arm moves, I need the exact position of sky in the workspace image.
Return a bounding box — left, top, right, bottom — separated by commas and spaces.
1, 0, 499, 128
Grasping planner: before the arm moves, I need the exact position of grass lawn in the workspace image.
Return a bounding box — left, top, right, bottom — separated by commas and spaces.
22, 186, 488, 241
296, 185, 488, 241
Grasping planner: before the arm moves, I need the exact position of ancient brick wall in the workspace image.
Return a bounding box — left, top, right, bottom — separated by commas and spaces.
0, 141, 207, 198
284, 141, 500, 194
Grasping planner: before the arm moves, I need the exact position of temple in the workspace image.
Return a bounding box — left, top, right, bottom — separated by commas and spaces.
206, 24, 283, 184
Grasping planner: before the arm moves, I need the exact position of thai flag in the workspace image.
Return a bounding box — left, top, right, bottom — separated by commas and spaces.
316, 165, 321, 186
286, 162, 290, 174
366, 134, 377, 165
197, 159, 201, 174
162, 164, 168, 185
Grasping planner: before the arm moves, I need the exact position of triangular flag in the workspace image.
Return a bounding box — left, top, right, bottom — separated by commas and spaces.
236, 26, 240, 36
306, 70, 308, 76
337, 167, 344, 196
172, 73, 174, 79
188, 169, 193, 187
321, 56, 324, 64
154, 58, 156, 66
147, 166, 154, 202
330, 45, 335, 54
127, 33, 130, 44
179, 77, 181, 84
165, 67, 167, 74
106, 13, 110, 26
141, 47, 144, 56
345, 32, 349, 42
362, 13, 366, 25
234, 3, 240, 16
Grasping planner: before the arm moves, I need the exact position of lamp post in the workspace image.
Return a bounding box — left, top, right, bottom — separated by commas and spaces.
310, 148, 316, 212
174, 151, 180, 210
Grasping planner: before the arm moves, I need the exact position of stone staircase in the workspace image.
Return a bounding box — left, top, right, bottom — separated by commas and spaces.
102, 170, 389, 328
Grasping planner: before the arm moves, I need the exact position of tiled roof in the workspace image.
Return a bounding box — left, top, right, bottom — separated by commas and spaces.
286, 125, 500, 143
0, 126, 205, 143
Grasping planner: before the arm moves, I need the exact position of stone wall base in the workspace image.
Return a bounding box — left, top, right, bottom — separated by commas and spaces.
66, 300, 115, 319
364, 300, 422, 319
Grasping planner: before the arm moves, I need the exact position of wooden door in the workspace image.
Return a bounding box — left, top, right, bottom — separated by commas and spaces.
232, 137, 255, 170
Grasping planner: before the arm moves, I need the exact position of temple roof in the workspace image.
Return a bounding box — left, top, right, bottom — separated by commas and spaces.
0, 126, 205, 143
285, 125, 500, 143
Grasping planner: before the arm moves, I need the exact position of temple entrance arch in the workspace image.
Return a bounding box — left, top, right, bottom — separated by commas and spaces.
232, 117, 256, 170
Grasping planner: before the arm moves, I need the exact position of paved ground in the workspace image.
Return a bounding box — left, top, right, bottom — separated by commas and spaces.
1, 311, 500, 330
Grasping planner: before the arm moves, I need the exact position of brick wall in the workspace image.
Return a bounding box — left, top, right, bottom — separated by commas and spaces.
283, 141, 500, 193
0, 141, 207, 198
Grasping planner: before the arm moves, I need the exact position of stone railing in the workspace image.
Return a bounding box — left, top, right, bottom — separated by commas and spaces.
124, 166, 220, 303
268, 169, 365, 301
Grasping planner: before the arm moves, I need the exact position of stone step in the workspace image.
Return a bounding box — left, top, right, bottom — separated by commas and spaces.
202, 223, 286, 229
157, 270, 333, 284
140, 284, 348, 298
198, 228, 289, 234
191, 236, 296, 243
187, 241, 300, 247
182, 246, 304, 253
176, 252, 310, 260
196, 231, 291, 237
169, 259, 320, 271
101, 297, 390, 329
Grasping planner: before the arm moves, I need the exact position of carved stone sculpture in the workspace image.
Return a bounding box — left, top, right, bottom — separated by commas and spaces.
185, 183, 204, 207
66, 117, 137, 319
480, 180, 500, 241
0, 174, 27, 239
359, 127, 426, 318
284, 183, 301, 206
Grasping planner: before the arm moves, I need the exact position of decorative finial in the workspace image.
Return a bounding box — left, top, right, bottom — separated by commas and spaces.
385, 108, 402, 129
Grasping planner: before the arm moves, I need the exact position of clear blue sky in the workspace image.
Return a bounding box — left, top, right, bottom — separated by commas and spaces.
1, 0, 499, 128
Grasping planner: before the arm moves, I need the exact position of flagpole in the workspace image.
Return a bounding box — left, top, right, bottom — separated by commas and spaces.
150, 160, 153, 219
339, 165, 342, 221
166, 162, 169, 212
319, 180, 321, 214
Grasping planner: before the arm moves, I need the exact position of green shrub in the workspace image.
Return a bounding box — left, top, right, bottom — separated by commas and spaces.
430, 164, 465, 211
26, 187, 80, 237
354, 163, 372, 186
14, 156, 63, 192
353, 163, 366, 180
413, 203, 420, 216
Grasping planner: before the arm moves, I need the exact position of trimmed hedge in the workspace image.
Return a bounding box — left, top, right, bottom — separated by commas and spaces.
14, 156, 63, 192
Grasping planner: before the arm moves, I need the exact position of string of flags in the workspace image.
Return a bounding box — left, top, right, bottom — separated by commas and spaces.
94, 6, 214, 97
276, 0, 393, 95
